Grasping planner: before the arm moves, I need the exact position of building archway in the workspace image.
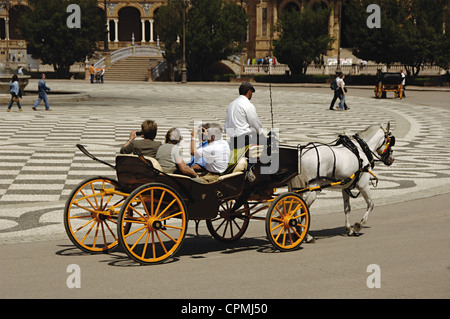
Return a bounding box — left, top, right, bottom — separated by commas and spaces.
280, 0, 301, 12
118, 7, 141, 42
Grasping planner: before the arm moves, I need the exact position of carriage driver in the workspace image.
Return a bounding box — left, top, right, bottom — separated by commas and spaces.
225, 82, 265, 150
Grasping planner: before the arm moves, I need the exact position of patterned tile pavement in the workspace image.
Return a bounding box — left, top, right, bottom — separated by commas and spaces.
1, 80, 449, 242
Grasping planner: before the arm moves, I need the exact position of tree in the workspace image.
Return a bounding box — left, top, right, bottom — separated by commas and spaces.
273, 5, 332, 75
20, 0, 104, 78
154, 0, 184, 80
343, 0, 450, 76
155, 0, 247, 80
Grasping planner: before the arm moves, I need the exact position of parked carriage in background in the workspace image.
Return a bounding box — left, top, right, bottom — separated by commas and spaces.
374, 72, 404, 99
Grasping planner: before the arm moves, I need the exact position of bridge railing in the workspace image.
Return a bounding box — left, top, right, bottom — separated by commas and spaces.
94, 46, 164, 69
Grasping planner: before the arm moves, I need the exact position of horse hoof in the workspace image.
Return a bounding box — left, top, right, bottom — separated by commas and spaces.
353, 222, 362, 233
306, 234, 315, 243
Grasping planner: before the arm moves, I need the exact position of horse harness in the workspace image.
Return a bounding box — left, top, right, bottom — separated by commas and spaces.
301, 134, 378, 198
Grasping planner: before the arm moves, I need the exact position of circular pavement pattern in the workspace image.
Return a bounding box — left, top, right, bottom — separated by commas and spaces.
1, 82, 449, 242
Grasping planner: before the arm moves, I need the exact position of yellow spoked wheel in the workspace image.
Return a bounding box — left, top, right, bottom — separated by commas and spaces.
117, 183, 188, 265
265, 193, 310, 251
376, 82, 382, 99
206, 199, 250, 242
64, 177, 127, 253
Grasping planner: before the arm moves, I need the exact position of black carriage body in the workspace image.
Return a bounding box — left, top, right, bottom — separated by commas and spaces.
253, 146, 298, 187
115, 146, 299, 220
377, 72, 403, 85
115, 155, 246, 220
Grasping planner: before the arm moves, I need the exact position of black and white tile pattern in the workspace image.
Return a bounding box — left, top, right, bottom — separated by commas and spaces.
1, 83, 449, 241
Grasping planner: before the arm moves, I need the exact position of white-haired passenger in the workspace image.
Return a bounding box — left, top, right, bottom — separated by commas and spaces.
190, 123, 230, 182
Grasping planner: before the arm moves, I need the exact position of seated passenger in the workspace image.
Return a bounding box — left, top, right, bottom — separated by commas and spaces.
156, 128, 197, 178
188, 123, 210, 171
190, 124, 230, 182
120, 120, 162, 157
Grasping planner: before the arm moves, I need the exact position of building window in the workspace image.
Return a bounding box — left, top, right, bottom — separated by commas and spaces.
262, 8, 267, 37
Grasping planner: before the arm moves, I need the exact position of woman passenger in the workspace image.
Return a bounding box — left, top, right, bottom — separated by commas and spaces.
156, 128, 197, 178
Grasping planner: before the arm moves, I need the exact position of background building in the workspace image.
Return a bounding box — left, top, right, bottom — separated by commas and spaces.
0, 0, 342, 70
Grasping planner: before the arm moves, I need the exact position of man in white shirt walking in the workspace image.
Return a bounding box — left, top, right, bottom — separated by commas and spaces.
225, 82, 264, 150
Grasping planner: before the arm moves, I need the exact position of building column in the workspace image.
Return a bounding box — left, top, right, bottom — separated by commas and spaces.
5, 17, 9, 40
107, 19, 110, 42
141, 19, 146, 42
114, 19, 119, 42
149, 19, 154, 43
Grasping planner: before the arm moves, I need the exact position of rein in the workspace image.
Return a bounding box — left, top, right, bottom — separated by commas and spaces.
353, 134, 375, 169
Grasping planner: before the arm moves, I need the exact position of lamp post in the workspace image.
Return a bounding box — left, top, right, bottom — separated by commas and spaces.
336, 0, 342, 73
181, 0, 189, 83
104, 0, 109, 52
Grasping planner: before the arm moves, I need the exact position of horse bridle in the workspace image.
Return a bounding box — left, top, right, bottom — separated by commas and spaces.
374, 128, 395, 165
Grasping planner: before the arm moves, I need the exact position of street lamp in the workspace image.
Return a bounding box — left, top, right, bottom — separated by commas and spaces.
104, 0, 109, 52
336, 0, 342, 73
181, 0, 190, 83
103, 0, 109, 52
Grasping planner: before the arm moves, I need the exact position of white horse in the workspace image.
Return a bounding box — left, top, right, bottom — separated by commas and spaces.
288, 123, 395, 241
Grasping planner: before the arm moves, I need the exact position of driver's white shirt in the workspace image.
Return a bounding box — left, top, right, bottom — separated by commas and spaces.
225, 95, 262, 138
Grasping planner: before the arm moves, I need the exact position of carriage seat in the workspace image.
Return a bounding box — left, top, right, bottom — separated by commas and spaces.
116, 153, 246, 185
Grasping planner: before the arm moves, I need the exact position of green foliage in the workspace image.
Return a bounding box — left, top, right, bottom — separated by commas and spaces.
19, 0, 104, 77
344, 0, 450, 76
186, 0, 247, 79
154, 0, 183, 78
155, 0, 247, 80
273, 6, 332, 75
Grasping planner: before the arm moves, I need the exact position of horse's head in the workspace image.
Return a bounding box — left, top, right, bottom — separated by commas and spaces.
376, 122, 395, 166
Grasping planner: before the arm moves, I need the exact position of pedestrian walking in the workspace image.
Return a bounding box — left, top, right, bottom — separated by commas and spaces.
100, 67, 105, 83
90, 64, 95, 83
32, 73, 51, 111
7, 74, 22, 112
329, 72, 348, 110
400, 70, 406, 98
329, 73, 341, 110
338, 74, 349, 110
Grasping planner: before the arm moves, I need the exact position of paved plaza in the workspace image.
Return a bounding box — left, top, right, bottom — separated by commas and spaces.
1, 80, 450, 244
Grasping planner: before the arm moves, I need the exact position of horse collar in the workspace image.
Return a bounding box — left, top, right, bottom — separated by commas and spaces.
353, 134, 375, 169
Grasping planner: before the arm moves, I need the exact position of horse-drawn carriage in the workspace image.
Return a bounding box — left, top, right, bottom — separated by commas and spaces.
374, 72, 404, 99
64, 123, 395, 265
64, 142, 312, 264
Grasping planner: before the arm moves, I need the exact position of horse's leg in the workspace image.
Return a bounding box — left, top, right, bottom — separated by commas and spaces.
358, 183, 374, 229
360, 184, 375, 226
342, 189, 354, 235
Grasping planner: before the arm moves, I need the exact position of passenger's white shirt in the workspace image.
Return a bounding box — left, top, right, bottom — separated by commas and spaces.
225, 95, 263, 138
196, 139, 230, 174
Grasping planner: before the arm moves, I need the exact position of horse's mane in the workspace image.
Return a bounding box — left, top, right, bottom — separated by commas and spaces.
357, 125, 381, 140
